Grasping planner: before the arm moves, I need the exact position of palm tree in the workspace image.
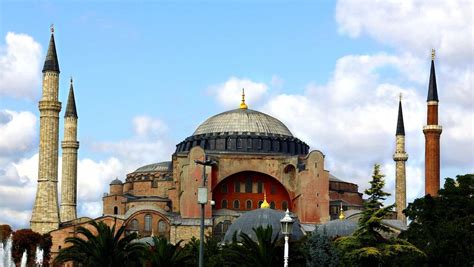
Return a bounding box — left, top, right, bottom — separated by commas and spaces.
223, 225, 281, 267
54, 220, 145, 267
144, 236, 188, 267
183, 236, 224, 267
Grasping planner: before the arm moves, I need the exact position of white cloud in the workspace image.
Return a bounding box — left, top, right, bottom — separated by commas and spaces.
0, 32, 42, 99
336, 0, 474, 67
209, 77, 268, 109
0, 110, 37, 160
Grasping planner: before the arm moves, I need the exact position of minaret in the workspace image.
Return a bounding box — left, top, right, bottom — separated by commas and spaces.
31, 26, 62, 233
393, 94, 408, 224
423, 49, 442, 197
60, 78, 79, 222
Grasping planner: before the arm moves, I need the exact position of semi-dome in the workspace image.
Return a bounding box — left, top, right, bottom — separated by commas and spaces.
223, 208, 304, 243
132, 161, 172, 173
193, 108, 293, 137
317, 219, 358, 238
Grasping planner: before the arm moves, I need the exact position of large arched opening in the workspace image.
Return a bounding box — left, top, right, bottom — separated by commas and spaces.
212, 171, 291, 211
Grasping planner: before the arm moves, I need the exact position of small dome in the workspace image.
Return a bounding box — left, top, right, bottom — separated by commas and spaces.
223, 209, 304, 243
317, 219, 358, 238
110, 178, 122, 185
193, 108, 293, 137
132, 161, 172, 173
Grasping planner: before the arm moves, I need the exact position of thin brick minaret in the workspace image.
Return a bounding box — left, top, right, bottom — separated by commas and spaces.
60, 78, 79, 222
423, 49, 442, 197
31, 26, 62, 233
393, 94, 408, 224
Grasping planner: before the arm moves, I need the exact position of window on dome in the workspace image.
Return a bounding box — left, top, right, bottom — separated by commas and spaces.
144, 214, 152, 232
245, 176, 252, 193
246, 200, 252, 210
237, 138, 242, 149
222, 199, 228, 209
233, 200, 240, 209
247, 138, 252, 149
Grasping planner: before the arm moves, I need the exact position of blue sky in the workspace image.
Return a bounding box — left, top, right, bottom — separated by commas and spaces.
1, 0, 472, 228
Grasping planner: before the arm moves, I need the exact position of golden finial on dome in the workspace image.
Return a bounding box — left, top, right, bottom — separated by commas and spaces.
240, 88, 248, 109
260, 190, 270, 209
431, 48, 435, 60
338, 202, 345, 220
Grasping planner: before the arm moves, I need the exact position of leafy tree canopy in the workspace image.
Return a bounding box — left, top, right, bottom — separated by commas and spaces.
335, 164, 425, 266
400, 173, 474, 266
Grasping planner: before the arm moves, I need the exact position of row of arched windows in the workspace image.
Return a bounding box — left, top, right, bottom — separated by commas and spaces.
129, 215, 167, 234
221, 199, 288, 210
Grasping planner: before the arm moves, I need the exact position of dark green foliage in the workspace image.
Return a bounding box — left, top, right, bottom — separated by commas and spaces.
335, 164, 425, 266
54, 221, 145, 267
144, 236, 189, 267
223, 225, 281, 267
12, 229, 42, 265
400, 174, 474, 266
304, 229, 339, 267
183, 236, 224, 267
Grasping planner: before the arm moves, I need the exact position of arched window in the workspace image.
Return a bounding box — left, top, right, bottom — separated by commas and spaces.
233, 200, 240, 209
222, 199, 228, 209
258, 200, 263, 208
213, 220, 232, 241
236, 138, 242, 149
234, 181, 240, 193
131, 219, 138, 231
158, 220, 167, 235
246, 200, 252, 210
221, 182, 228, 193
282, 201, 288, 211
113, 206, 118, 215
270, 201, 276, 209
245, 176, 252, 193
144, 214, 152, 232
257, 181, 263, 193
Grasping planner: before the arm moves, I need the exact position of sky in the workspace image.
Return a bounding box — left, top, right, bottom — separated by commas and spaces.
0, 0, 473, 229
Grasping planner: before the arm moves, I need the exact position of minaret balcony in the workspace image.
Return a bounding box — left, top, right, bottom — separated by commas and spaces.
423, 125, 442, 133
393, 153, 408, 161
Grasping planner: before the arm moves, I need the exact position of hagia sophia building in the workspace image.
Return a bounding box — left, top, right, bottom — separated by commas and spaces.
30, 28, 442, 257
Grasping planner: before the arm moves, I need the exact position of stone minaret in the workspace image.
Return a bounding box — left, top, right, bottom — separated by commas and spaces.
423, 49, 442, 197
393, 95, 408, 224
60, 78, 79, 222
31, 26, 62, 234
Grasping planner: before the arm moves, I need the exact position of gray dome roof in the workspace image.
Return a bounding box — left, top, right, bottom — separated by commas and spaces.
223, 209, 304, 243
317, 219, 358, 238
110, 178, 122, 185
193, 108, 293, 137
132, 161, 172, 173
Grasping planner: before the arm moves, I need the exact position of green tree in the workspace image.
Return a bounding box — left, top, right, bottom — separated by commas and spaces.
334, 164, 425, 266
400, 174, 474, 266
144, 236, 189, 267
223, 225, 281, 267
183, 236, 224, 267
305, 229, 339, 267
54, 221, 145, 267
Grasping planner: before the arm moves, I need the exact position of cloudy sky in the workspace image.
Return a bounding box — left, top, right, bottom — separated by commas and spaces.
1, 0, 472, 229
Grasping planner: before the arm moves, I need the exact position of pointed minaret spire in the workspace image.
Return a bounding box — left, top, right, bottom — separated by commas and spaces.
43, 24, 60, 73
427, 49, 438, 102
394, 94, 408, 224
396, 93, 405, 136
65, 77, 78, 118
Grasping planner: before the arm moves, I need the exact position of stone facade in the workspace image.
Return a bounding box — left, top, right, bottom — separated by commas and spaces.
31, 35, 62, 234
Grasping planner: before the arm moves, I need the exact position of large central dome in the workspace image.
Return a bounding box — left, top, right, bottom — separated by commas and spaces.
193, 108, 293, 137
